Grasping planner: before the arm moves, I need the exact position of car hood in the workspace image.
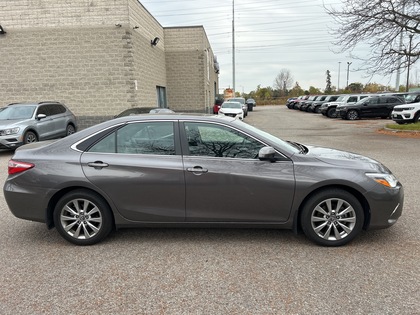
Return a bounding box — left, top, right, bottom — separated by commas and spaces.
220, 108, 242, 114
305, 146, 389, 173
0, 119, 27, 128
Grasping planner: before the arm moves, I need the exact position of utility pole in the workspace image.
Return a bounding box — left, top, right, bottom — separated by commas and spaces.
232, 0, 236, 95
346, 62, 352, 89
338, 62, 341, 91
406, 34, 414, 92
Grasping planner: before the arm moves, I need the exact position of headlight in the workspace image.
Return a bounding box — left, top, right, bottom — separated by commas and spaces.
366, 173, 398, 188
0, 127, 20, 136
403, 107, 414, 111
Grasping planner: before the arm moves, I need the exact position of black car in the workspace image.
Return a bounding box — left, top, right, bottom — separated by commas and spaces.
309, 95, 340, 113
300, 95, 320, 112
245, 98, 256, 111
337, 96, 405, 120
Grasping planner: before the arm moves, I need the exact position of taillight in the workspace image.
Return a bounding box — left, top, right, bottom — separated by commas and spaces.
8, 160, 35, 175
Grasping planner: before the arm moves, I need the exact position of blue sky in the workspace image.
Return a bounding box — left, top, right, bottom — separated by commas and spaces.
141, 0, 418, 93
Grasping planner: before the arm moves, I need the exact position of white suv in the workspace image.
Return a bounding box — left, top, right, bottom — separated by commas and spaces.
391, 102, 420, 124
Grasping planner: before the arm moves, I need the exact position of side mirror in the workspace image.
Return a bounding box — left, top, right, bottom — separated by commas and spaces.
36, 114, 47, 120
258, 146, 277, 162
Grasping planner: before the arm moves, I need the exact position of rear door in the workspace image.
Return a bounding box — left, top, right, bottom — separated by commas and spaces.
180, 121, 295, 222
80, 120, 186, 222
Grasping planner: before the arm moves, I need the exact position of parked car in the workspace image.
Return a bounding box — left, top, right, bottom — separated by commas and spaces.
391, 101, 420, 124
300, 95, 320, 112
115, 107, 174, 118
227, 97, 247, 117
213, 98, 224, 114
309, 95, 340, 113
286, 97, 297, 108
246, 98, 256, 111
320, 94, 370, 118
218, 101, 244, 120
0, 101, 77, 150
4, 114, 403, 246
294, 95, 310, 110
337, 95, 405, 120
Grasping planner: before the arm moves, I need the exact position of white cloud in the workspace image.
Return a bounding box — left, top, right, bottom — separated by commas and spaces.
141, 0, 417, 93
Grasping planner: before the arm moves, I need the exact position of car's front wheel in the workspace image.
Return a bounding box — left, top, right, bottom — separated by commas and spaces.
326, 107, 337, 118
23, 131, 38, 144
300, 189, 364, 246
53, 190, 113, 245
346, 110, 359, 120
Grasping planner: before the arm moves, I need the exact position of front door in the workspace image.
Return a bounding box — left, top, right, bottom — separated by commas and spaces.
181, 121, 295, 222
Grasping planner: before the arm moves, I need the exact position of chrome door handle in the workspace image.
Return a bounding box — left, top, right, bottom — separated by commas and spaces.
87, 161, 109, 169
186, 166, 208, 175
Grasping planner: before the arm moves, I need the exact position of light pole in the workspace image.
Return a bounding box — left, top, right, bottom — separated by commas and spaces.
406, 34, 414, 92
346, 62, 352, 89
338, 62, 341, 91
232, 0, 236, 95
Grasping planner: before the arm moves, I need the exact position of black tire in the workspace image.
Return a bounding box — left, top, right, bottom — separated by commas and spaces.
314, 106, 321, 114
53, 189, 113, 245
300, 189, 364, 246
326, 107, 337, 118
414, 112, 420, 123
346, 109, 359, 120
66, 124, 76, 136
23, 131, 38, 144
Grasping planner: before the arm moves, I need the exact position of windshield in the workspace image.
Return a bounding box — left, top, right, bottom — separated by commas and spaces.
0, 106, 36, 120
336, 96, 345, 102
232, 120, 300, 154
222, 102, 242, 109
405, 94, 420, 103
228, 98, 245, 104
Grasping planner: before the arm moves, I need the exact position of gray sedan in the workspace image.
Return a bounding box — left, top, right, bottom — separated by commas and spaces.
3, 114, 403, 246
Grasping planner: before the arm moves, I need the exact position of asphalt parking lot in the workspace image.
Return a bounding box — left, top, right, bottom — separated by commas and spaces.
0, 105, 419, 314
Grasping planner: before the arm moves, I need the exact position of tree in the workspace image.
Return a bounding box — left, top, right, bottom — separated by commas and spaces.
274, 69, 294, 96
255, 85, 273, 100
348, 82, 363, 93
326, 0, 419, 76
308, 86, 322, 95
325, 70, 332, 94
289, 82, 304, 97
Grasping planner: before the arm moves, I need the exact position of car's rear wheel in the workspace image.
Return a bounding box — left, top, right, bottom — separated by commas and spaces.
326, 107, 337, 118
66, 124, 76, 136
24, 131, 38, 144
300, 189, 364, 246
53, 190, 113, 245
346, 110, 359, 120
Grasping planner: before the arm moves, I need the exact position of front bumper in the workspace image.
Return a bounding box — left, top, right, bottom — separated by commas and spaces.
392, 112, 414, 123
366, 183, 404, 230
0, 135, 24, 150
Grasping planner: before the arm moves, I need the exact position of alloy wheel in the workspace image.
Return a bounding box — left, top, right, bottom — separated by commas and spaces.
310, 198, 356, 242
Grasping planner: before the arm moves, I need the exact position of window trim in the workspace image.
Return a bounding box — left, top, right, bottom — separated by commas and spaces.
179, 120, 289, 161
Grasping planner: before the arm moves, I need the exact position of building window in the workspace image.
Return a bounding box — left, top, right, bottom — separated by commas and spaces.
156, 86, 167, 108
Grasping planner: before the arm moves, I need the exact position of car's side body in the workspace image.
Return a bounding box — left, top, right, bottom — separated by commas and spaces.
337, 96, 405, 120
4, 115, 403, 246
0, 102, 77, 149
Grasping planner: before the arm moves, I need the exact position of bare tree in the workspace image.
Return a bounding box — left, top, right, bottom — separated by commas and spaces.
326, 0, 419, 76
274, 69, 294, 96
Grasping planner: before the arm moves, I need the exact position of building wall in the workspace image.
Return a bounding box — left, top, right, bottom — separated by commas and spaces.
164, 26, 219, 113
0, 0, 218, 128
128, 0, 167, 108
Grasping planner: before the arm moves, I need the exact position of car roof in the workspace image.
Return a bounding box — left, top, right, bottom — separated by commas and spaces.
8, 101, 62, 107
